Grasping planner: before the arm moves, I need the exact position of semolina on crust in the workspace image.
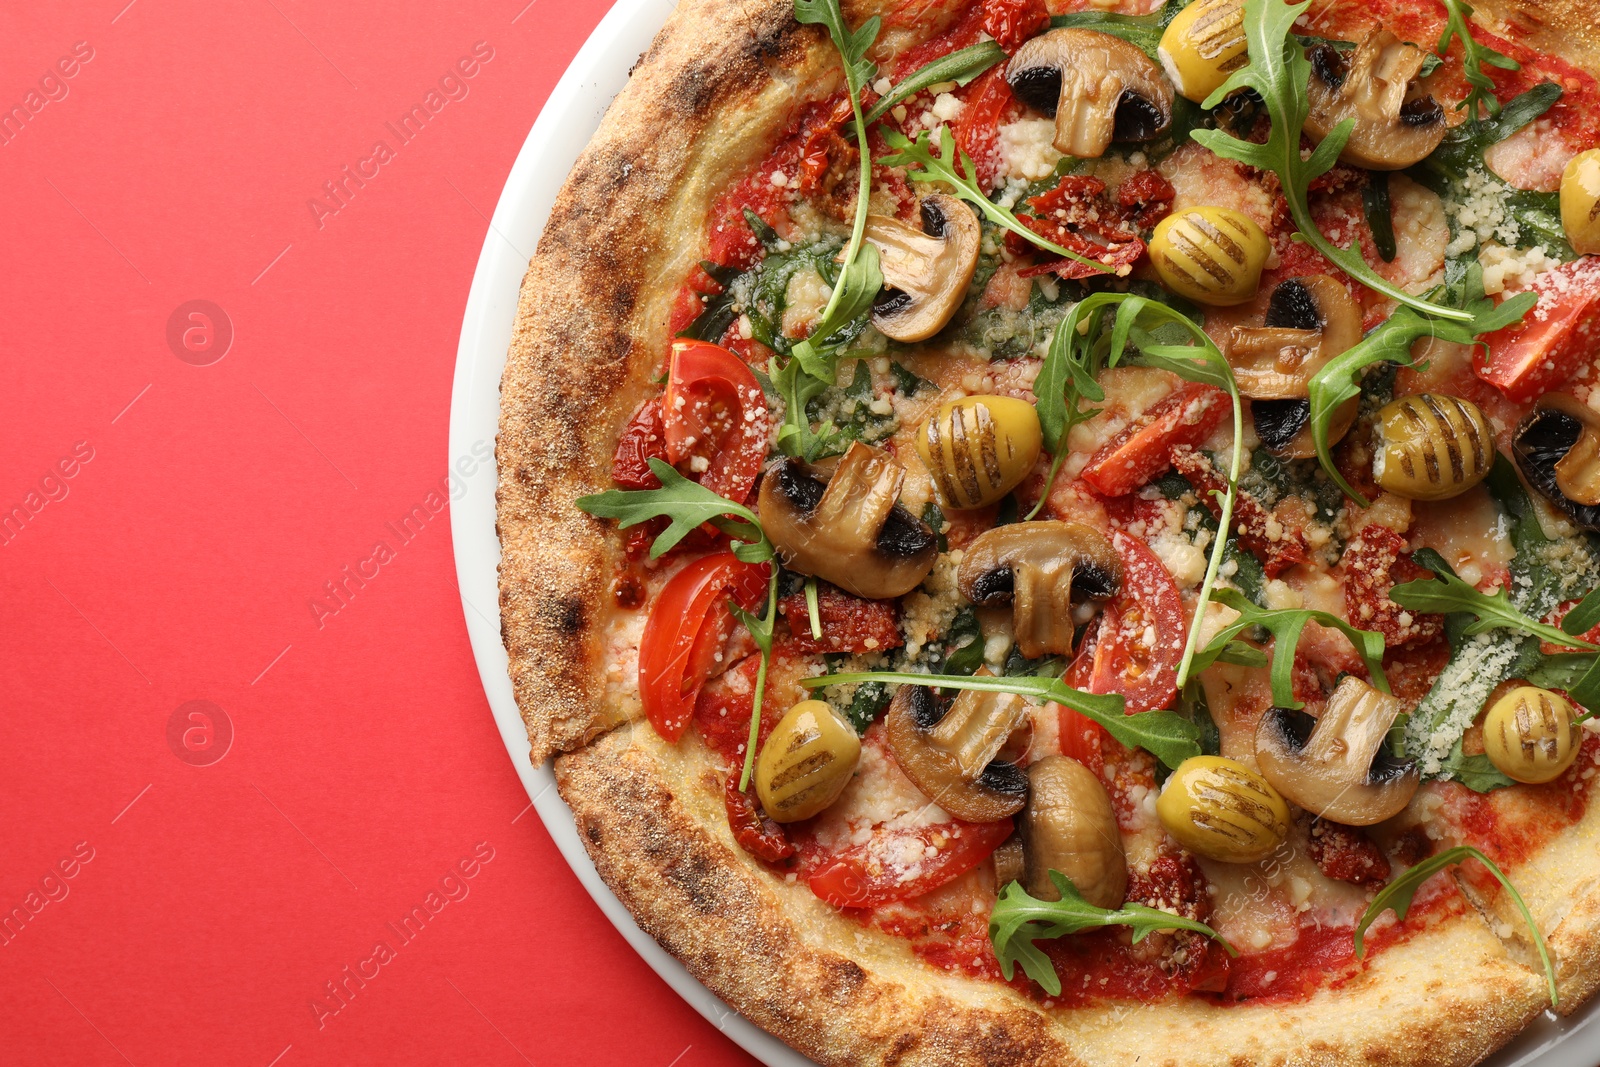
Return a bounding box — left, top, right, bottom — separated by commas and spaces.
494, 0, 1600, 1060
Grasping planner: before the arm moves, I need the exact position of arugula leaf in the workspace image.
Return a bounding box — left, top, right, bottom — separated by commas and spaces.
771, 354, 842, 461
1305, 266, 1537, 504
890, 360, 929, 396
1391, 548, 1599, 651
840, 680, 891, 733
575, 459, 772, 562
790, 0, 882, 379
1355, 845, 1556, 1006
862, 42, 1006, 126
877, 126, 1114, 273
803, 575, 823, 639
991, 872, 1237, 995
729, 576, 781, 790
1190, 0, 1470, 322
1445, 736, 1516, 792
1561, 586, 1600, 636
1437, 0, 1521, 121
802, 670, 1204, 769
1190, 588, 1389, 706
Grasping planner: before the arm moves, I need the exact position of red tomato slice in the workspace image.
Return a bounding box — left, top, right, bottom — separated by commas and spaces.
1476, 260, 1600, 402
639, 553, 771, 742
1085, 530, 1186, 714
806, 820, 1012, 909
1080, 382, 1229, 497
662, 340, 770, 504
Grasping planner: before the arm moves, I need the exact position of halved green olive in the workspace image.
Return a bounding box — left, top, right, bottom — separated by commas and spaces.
1483, 686, 1581, 785
1156, 755, 1290, 863
1373, 393, 1495, 501
1150, 206, 1270, 306
755, 700, 861, 822
915, 395, 1043, 510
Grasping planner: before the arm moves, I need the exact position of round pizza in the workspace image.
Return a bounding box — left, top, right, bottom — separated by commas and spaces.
496, 0, 1600, 1061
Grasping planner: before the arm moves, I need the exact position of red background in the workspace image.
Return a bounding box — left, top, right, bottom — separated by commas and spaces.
0, 2, 759, 1064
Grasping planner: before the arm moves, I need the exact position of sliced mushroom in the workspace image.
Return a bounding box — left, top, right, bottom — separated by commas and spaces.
956, 521, 1122, 659
759, 442, 938, 599
1514, 393, 1600, 530
1228, 275, 1362, 458
1304, 30, 1446, 170
886, 683, 1030, 823
1006, 29, 1174, 158
1255, 676, 1419, 826
863, 195, 981, 342
1021, 756, 1127, 908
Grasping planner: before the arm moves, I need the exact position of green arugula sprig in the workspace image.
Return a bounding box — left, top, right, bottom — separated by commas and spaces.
1355, 845, 1556, 1006
1305, 272, 1536, 505
1561, 586, 1600, 637
991, 872, 1237, 995
790, 0, 885, 381
1390, 549, 1600, 652
801, 670, 1203, 769
1189, 0, 1468, 322
1048, 6, 1181, 60
861, 42, 1005, 126
575, 460, 782, 789
1026, 293, 1245, 694
1190, 588, 1390, 707
877, 126, 1114, 274
1437, 0, 1521, 121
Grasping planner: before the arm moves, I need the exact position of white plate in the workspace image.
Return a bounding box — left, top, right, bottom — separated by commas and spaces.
448, 2, 1600, 1063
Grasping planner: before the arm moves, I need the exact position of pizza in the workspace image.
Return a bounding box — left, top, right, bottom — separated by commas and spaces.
495, 0, 1600, 1061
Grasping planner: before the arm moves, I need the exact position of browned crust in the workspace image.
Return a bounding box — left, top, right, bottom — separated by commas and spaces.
496, 0, 1600, 1060
557, 726, 1549, 1067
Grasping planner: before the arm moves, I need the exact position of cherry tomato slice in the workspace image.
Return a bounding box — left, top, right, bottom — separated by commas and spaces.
725, 775, 796, 863
662, 340, 769, 504
951, 67, 1018, 192
1476, 260, 1600, 402
1085, 530, 1186, 714
980, 0, 1048, 52
1080, 382, 1229, 497
806, 820, 1012, 909
639, 553, 771, 742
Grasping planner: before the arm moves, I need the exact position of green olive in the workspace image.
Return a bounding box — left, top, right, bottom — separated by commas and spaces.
755, 700, 861, 822
1483, 686, 1581, 784
1156, 755, 1290, 863
1157, 0, 1246, 104
1150, 207, 1270, 307
1562, 148, 1600, 256
1373, 393, 1495, 501
914, 395, 1043, 510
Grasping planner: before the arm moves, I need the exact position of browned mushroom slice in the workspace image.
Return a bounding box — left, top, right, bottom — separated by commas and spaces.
864, 194, 981, 343
758, 442, 937, 600
956, 521, 1121, 659
886, 683, 1030, 823
1006, 29, 1174, 158
1304, 30, 1446, 170
1514, 393, 1600, 530
1228, 275, 1363, 459
1255, 676, 1420, 826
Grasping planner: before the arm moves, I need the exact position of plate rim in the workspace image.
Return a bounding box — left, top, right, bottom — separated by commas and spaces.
446, 0, 1600, 1063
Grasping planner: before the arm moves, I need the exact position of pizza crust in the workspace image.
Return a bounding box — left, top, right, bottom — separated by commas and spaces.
495, 0, 1600, 1059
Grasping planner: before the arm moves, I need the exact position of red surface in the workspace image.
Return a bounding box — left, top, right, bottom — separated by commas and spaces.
0, 2, 758, 1065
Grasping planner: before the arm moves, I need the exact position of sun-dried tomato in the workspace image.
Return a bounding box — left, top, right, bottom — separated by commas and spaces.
980, 0, 1049, 53
611, 398, 668, 490
724, 775, 796, 864
1117, 169, 1176, 230
778, 583, 904, 654
1341, 524, 1444, 648
1306, 816, 1391, 887
1006, 173, 1150, 277
1171, 446, 1311, 577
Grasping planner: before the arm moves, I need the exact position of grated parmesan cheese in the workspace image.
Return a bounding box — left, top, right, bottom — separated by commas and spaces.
996, 118, 1063, 181
1479, 242, 1563, 296
1405, 631, 1525, 776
